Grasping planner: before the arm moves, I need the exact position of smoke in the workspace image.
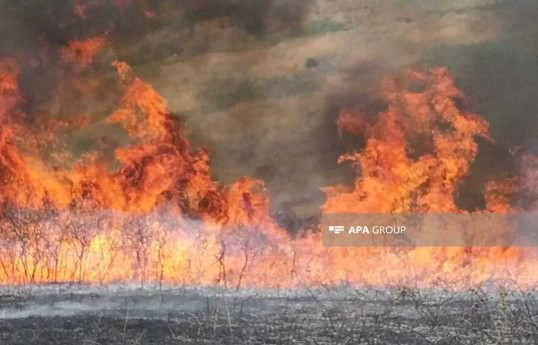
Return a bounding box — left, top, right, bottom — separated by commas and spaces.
1, 0, 537, 223
424, 0, 538, 153
145, 0, 524, 219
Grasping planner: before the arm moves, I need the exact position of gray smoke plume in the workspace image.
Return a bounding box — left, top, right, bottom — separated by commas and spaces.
1, 0, 537, 225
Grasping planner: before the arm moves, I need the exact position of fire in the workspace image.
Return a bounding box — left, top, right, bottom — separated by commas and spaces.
61, 38, 108, 69
0, 40, 536, 288
313, 68, 537, 287
0, 44, 293, 286
325, 69, 491, 214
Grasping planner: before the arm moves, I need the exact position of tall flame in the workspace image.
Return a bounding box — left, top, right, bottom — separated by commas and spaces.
0, 41, 536, 288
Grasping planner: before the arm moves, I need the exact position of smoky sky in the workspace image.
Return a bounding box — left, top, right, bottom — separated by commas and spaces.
1, 0, 538, 223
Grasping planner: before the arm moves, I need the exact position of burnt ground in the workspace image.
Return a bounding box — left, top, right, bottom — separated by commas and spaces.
0, 284, 537, 344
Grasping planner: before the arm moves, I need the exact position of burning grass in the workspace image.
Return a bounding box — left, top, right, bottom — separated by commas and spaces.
0, 35, 537, 289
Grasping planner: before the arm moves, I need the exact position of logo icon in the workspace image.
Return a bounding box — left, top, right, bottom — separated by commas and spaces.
329, 226, 345, 234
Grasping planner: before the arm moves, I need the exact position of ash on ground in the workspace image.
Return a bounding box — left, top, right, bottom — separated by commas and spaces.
0, 284, 537, 344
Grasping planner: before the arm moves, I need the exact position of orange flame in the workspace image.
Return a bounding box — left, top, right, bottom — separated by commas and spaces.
61, 37, 108, 69
0, 43, 536, 288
